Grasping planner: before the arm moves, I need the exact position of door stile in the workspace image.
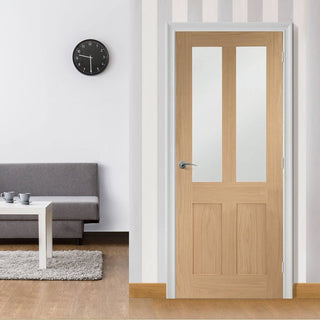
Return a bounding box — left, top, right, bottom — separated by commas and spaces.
266, 32, 283, 297
221, 46, 237, 275
175, 32, 193, 297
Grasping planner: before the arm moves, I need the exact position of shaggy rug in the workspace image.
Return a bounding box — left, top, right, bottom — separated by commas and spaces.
0, 250, 103, 280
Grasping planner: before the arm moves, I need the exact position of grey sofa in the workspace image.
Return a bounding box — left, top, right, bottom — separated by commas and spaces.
0, 163, 99, 240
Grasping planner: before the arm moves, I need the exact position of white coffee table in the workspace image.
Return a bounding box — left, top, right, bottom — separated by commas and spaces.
0, 201, 53, 269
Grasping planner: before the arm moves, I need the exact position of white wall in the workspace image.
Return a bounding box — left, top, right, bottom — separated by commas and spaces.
141, 0, 159, 282
0, 0, 136, 231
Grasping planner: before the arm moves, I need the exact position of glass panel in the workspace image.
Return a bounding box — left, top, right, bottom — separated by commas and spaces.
192, 47, 222, 182
236, 47, 267, 182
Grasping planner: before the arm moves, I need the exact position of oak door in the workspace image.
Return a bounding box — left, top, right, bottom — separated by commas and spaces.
175, 32, 283, 298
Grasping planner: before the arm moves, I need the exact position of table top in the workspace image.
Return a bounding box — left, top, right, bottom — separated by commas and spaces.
0, 201, 52, 214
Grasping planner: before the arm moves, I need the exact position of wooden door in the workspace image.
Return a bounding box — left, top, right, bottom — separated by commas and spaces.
176, 32, 283, 298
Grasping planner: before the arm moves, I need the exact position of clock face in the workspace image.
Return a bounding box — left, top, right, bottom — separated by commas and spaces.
73, 39, 109, 75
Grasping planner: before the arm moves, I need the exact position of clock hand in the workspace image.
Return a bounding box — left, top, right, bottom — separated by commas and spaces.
78, 54, 91, 59
90, 56, 92, 74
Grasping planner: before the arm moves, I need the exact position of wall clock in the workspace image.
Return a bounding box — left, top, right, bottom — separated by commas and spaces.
73, 39, 109, 76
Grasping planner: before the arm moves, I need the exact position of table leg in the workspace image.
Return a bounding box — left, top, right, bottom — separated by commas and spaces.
38, 214, 47, 269
46, 207, 53, 258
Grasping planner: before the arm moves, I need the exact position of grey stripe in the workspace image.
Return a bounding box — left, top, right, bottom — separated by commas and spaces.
278, 0, 293, 22
158, 0, 172, 283
188, 0, 203, 22
306, 0, 320, 282
248, 0, 263, 22
218, 0, 232, 22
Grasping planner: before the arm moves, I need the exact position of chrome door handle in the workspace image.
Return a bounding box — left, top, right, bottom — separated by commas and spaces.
178, 161, 197, 169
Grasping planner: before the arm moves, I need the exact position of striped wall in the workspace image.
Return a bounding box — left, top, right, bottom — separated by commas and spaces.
171, 0, 293, 22
131, 0, 308, 285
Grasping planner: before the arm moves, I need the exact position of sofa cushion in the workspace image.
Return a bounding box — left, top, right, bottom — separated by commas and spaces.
0, 163, 98, 196
0, 220, 84, 238
0, 196, 99, 222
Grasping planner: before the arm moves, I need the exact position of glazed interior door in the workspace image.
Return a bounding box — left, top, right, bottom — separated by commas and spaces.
175, 32, 283, 298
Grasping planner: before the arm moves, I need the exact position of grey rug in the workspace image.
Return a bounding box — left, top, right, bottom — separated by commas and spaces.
0, 250, 103, 280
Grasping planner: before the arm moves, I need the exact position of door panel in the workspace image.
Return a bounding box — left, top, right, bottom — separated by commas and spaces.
237, 203, 267, 275
176, 32, 283, 298
193, 203, 222, 275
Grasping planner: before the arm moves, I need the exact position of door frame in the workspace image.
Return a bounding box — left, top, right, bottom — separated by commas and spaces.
165, 23, 293, 299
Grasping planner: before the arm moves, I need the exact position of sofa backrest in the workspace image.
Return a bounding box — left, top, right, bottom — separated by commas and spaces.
0, 163, 98, 196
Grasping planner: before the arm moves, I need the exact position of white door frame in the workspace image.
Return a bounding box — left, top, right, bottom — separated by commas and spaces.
165, 23, 293, 299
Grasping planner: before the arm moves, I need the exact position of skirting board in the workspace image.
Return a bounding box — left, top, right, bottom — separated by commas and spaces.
293, 283, 320, 298
129, 283, 166, 298
129, 283, 320, 299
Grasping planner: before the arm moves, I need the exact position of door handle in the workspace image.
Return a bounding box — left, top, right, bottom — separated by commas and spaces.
178, 161, 197, 169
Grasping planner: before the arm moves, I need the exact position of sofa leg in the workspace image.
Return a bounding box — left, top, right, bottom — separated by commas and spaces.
76, 238, 83, 245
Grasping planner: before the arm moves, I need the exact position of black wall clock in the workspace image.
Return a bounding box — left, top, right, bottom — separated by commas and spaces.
73, 39, 109, 76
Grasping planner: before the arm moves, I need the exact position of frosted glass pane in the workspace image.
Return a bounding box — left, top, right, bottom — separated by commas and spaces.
236, 47, 266, 182
192, 47, 222, 182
